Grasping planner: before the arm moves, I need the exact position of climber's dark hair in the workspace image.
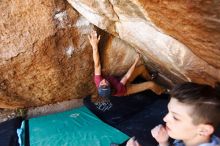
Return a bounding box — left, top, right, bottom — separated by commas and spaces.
170, 82, 220, 128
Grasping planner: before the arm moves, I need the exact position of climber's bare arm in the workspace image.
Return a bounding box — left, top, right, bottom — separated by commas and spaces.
88, 30, 101, 75
120, 54, 140, 85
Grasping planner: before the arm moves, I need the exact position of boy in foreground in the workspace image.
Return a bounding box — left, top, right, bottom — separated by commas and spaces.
127, 82, 220, 146
151, 82, 220, 146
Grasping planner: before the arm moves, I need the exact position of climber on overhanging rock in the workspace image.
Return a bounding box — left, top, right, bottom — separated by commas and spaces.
88, 30, 165, 99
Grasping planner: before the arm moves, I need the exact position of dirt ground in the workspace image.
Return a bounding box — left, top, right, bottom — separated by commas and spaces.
0, 98, 83, 123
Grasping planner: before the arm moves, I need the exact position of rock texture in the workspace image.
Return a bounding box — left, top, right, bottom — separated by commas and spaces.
67, 0, 220, 86
1, 0, 220, 109
0, 0, 96, 108
0, 0, 140, 109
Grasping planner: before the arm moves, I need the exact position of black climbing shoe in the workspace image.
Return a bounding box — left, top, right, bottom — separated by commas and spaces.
150, 71, 158, 80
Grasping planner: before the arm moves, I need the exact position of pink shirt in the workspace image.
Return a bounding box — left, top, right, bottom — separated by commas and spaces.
94, 75, 126, 96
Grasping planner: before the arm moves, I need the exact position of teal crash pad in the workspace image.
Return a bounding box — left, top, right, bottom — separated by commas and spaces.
29, 106, 129, 146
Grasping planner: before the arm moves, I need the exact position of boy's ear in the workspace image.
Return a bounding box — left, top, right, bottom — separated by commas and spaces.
197, 124, 214, 136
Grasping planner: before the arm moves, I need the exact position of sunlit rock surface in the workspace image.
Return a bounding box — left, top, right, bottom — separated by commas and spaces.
1, 0, 220, 109
0, 0, 139, 109
0, 0, 96, 108
67, 0, 220, 86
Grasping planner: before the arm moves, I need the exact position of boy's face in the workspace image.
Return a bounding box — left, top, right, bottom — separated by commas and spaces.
163, 98, 199, 140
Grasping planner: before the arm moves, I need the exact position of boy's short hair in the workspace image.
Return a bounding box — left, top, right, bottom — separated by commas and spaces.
170, 82, 220, 128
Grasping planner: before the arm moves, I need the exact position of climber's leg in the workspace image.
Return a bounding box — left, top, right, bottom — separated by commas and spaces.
125, 81, 165, 95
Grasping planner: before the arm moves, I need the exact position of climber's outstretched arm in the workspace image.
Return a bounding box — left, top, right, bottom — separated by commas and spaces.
120, 54, 140, 85
88, 30, 101, 75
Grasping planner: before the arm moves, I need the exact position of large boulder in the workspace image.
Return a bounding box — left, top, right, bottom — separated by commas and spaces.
0, 0, 139, 109
0, 0, 96, 108
67, 0, 220, 86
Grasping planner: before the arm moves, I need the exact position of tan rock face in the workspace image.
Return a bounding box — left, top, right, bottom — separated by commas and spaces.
0, 0, 96, 108
139, 0, 220, 68
68, 0, 220, 86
